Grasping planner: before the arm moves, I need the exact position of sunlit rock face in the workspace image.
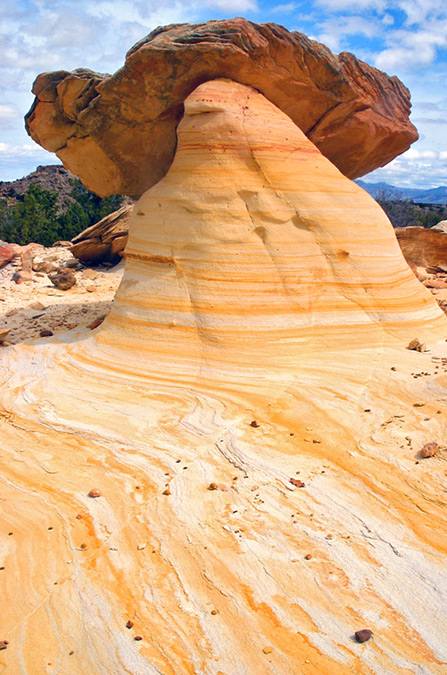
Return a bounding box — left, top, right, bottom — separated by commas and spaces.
1, 80, 447, 674
25, 18, 417, 196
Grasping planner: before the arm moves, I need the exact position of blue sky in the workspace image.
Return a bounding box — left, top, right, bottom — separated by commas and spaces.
1, 0, 446, 188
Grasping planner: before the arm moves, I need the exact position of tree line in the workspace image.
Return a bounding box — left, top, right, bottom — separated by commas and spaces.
0, 179, 124, 247
375, 188, 447, 229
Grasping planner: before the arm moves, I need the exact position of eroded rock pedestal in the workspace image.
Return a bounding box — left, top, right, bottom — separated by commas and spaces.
1, 80, 447, 674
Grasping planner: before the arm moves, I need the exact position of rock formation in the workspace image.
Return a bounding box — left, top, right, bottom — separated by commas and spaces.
1, 75, 447, 674
432, 220, 447, 234
2, 22, 447, 674
396, 226, 447, 271
70, 204, 133, 264
25, 18, 417, 197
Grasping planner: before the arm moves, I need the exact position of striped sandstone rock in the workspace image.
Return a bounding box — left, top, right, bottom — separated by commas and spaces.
0, 79, 446, 674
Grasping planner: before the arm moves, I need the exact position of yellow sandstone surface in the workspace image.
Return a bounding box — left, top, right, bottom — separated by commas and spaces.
1, 80, 447, 674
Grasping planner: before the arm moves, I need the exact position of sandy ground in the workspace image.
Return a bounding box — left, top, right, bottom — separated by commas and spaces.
0, 245, 123, 345
0, 250, 446, 348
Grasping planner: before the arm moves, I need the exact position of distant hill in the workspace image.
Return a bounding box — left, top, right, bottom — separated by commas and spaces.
356, 180, 447, 205
0, 165, 77, 213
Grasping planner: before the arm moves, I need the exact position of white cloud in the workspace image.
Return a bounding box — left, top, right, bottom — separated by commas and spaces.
366, 144, 447, 188
0, 104, 17, 121
375, 17, 447, 72
316, 0, 387, 10
0, 142, 44, 156
272, 2, 298, 13
317, 14, 379, 51
203, 0, 258, 9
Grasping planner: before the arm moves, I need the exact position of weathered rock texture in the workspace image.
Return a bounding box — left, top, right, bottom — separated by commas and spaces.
25, 18, 417, 197
1, 80, 447, 674
70, 204, 133, 264
396, 226, 447, 271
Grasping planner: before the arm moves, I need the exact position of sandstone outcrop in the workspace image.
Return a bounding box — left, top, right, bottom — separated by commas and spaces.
432, 220, 447, 234
396, 226, 447, 271
25, 18, 417, 197
0, 241, 16, 268
1, 78, 447, 674
70, 204, 133, 264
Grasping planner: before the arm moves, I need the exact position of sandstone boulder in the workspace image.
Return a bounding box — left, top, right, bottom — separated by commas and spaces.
70, 204, 133, 264
48, 269, 76, 290
395, 226, 447, 271
0, 241, 16, 269
25, 18, 417, 197
432, 220, 447, 234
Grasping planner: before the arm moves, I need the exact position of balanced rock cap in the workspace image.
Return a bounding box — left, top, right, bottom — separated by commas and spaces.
25, 18, 417, 198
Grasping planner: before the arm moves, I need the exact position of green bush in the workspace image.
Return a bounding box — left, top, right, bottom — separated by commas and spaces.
0, 179, 124, 247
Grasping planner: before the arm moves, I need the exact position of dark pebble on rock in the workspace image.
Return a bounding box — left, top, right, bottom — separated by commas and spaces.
355, 629, 372, 643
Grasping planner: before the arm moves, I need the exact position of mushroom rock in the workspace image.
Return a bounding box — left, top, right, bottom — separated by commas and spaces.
396, 226, 447, 271
25, 18, 417, 197
1, 77, 447, 673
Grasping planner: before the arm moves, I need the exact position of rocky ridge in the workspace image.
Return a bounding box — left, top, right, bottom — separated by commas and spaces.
0, 165, 76, 212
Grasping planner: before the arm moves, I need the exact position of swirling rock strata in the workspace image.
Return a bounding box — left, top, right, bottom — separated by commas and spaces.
1, 80, 447, 674
25, 18, 417, 196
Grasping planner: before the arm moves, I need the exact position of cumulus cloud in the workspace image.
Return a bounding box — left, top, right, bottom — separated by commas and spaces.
366, 145, 447, 188
375, 20, 447, 72
317, 14, 379, 51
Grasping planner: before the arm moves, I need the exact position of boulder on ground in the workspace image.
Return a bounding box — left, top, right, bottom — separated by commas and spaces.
0, 241, 17, 269
431, 220, 447, 234
70, 204, 132, 264
48, 269, 76, 290
395, 226, 447, 271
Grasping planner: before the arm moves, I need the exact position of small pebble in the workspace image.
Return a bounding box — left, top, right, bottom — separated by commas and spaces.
75, 514, 83, 519
211, 609, 218, 615
290, 478, 305, 488
0, 641, 8, 650
39, 329, 53, 337
420, 442, 439, 458
250, 420, 260, 428
88, 488, 101, 498
263, 646, 273, 654
355, 629, 372, 643
134, 636, 143, 641
162, 488, 171, 495
126, 620, 134, 629
137, 543, 146, 550
304, 554, 312, 560
208, 483, 218, 491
